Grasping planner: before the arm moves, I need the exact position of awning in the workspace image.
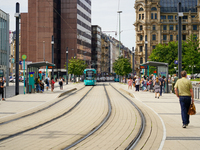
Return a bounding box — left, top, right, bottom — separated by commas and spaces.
142, 61, 168, 67
27, 61, 55, 68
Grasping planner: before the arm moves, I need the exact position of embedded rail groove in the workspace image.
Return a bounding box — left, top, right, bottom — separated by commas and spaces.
110, 83, 146, 150
0, 86, 93, 142
0, 86, 85, 125
63, 84, 112, 150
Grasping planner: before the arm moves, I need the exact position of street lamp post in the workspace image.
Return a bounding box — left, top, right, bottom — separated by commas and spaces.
132, 47, 135, 77
66, 47, 68, 84
51, 35, 54, 79
117, 10, 122, 56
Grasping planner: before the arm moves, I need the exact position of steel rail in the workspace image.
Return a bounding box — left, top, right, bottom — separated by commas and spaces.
63, 84, 112, 150
0, 86, 94, 142
0, 86, 86, 126
110, 84, 146, 150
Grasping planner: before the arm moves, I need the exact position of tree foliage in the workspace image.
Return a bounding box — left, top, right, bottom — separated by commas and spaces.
113, 56, 132, 76
149, 35, 200, 74
64, 57, 87, 76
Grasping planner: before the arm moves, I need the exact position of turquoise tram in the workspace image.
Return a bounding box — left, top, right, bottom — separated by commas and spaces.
84, 69, 96, 86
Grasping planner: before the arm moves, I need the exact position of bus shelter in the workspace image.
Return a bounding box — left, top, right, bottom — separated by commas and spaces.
26, 61, 56, 93
142, 61, 169, 93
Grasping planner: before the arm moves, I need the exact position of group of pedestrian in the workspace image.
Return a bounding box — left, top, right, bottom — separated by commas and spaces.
127, 74, 166, 99
35, 75, 65, 93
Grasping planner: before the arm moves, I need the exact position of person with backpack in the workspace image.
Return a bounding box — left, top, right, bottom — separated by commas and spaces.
35, 77, 40, 93
45, 75, 50, 91
59, 77, 63, 90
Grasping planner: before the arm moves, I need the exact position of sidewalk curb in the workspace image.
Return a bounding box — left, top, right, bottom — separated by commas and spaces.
119, 88, 135, 98
57, 88, 77, 98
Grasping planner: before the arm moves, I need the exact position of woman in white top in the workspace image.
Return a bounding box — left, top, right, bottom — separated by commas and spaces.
135, 76, 140, 92
59, 77, 63, 90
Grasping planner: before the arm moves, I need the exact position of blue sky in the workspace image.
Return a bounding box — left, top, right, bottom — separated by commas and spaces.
0, 0, 136, 50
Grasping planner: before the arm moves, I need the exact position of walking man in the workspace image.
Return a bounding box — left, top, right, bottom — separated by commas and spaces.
174, 71, 194, 128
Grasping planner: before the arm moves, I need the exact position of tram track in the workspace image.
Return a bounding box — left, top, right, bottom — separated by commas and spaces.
0, 86, 93, 142
63, 84, 112, 150
0, 83, 146, 149
109, 83, 146, 150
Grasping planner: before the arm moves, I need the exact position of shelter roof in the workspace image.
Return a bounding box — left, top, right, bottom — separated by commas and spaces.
142, 61, 168, 67
27, 61, 55, 68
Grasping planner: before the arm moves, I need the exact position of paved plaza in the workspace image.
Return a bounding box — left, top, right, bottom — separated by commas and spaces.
0, 82, 199, 150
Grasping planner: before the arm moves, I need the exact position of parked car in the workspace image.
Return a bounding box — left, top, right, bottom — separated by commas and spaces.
9, 77, 15, 82
197, 73, 200, 78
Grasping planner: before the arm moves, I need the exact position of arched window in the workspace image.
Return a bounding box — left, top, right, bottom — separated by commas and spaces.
139, 7, 144, 11
151, 7, 157, 11
140, 57, 143, 64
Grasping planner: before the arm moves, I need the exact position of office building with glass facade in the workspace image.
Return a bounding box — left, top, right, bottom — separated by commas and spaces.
21, 0, 91, 71
0, 9, 9, 77
134, 0, 200, 75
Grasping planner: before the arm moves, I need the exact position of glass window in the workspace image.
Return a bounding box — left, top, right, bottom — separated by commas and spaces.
152, 46, 156, 50
183, 25, 186, 30
151, 13, 154, 19
183, 16, 188, 19
140, 35, 143, 41
151, 7, 157, 11
139, 14, 141, 20
153, 25, 156, 30
176, 25, 178, 30
140, 25, 143, 31
183, 35, 186, 40
163, 25, 167, 30
169, 25, 173, 30
176, 35, 178, 41
193, 25, 197, 30
142, 14, 144, 19
161, 15, 166, 19
139, 7, 144, 11
191, 15, 195, 18
168, 15, 173, 19
155, 13, 157, 19
140, 46, 143, 52
152, 34, 156, 40
140, 57, 143, 64
163, 35, 167, 41
170, 35, 173, 41
193, 34, 197, 40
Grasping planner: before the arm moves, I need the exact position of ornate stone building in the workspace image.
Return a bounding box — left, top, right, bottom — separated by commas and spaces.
134, 0, 200, 75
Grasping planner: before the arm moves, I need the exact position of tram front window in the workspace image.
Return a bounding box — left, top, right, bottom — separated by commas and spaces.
86, 71, 95, 80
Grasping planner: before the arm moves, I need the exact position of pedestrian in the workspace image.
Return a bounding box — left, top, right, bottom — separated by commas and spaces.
128, 77, 133, 89
35, 77, 40, 93
40, 80, 44, 92
51, 77, 55, 92
174, 71, 194, 128
59, 77, 63, 90
159, 75, 164, 96
45, 75, 50, 91
154, 77, 161, 99
135, 76, 140, 92
132, 76, 136, 88
173, 74, 178, 93
149, 77, 153, 92
0, 78, 5, 101
162, 76, 166, 93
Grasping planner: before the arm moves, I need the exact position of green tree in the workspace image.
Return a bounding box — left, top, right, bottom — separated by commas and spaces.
113, 56, 132, 78
64, 57, 87, 79
149, 35, 200, 74
182, 34, 200, 74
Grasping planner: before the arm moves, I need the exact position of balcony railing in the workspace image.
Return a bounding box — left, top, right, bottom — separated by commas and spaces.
137, 30, 144, 35
160, 19, 178, 23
